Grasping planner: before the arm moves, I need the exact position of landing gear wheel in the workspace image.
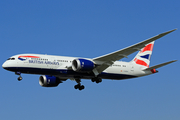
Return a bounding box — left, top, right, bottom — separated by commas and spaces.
91, 78, 95, 82
92, 78, 102, 84
96, 81, 99, 83
15, 72, 22, 81
74, 84, 85, 90
79, 85, 85, 90
74, 78, 85, 90
18, 76, 22, 81
74, 84, 79, 89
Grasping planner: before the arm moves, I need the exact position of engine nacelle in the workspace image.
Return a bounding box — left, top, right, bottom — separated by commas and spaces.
39, 75, 62, 87
72, 59, 95, 72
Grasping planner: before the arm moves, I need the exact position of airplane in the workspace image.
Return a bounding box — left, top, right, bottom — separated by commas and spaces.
2, 29, 177, 90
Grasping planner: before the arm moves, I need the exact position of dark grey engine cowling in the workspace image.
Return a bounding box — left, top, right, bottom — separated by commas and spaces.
72, 59, 95, 72
39, 75, 62, 87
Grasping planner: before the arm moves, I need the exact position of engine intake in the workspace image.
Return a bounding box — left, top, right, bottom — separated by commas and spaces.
72, 59, 95, 72
39, 75, 62, 87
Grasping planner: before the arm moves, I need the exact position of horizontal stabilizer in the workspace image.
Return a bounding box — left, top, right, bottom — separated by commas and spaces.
143, 60, 177, 71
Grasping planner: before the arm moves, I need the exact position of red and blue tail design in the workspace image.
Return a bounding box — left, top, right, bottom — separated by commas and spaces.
132, 41, 155, 68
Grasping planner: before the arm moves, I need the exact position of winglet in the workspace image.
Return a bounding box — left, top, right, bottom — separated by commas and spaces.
143, 60, 177, 72
165, 29, 177, 34
149, 29, 177, 42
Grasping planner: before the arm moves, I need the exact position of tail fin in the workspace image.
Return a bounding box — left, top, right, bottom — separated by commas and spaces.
131, 41, 155, 68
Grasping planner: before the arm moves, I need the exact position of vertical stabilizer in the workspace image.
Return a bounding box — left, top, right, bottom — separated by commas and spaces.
131, 41, 155, 68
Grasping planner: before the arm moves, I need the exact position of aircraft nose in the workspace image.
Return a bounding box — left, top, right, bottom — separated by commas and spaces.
2, 60, 16, 71
2, 61, 8, 69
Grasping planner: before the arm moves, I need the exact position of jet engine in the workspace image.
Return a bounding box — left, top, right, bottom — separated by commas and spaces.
39, 75, 62, 87
72, 59, 95, 72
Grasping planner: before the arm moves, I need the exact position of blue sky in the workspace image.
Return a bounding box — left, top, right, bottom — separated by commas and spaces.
0, 0, 179, 120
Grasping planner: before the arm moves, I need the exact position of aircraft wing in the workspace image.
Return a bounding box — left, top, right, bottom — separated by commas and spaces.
92, 29, 176, 75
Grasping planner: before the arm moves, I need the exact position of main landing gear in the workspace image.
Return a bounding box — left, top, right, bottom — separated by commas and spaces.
74, 79, 85, 91
91, 77, 102, 84
15, 72, 22, 81
74, 77, 102, 91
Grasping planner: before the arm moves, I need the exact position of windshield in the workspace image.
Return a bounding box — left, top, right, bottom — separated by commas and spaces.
7, 58, 15, 60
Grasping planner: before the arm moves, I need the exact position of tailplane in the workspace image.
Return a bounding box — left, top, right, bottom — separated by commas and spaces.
131, 41, 155, 68
143, 60, 177, 71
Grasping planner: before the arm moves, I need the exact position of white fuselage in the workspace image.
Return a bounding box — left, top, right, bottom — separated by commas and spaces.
2, 54, 153, 80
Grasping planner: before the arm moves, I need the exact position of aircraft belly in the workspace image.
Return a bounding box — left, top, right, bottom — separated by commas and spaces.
99, 72, 137, 80
5, 66, 137, 80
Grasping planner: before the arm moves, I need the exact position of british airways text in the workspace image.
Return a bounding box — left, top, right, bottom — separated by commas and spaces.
29, 60, 59, 65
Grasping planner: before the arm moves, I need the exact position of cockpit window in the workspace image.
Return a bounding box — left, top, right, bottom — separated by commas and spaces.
7, 58, 15, 60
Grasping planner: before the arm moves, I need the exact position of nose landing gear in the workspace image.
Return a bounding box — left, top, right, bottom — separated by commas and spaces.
18, 76, 22, 81
15, 72, 23, 81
